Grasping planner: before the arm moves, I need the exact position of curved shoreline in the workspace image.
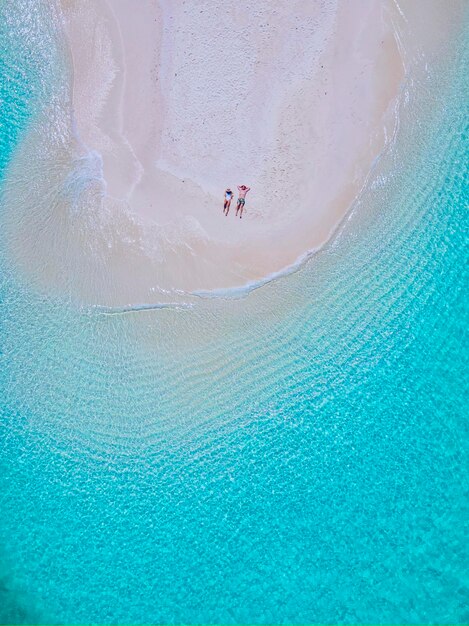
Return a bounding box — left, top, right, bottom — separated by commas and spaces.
3, 0, 465, 308
87, 73, 408, 315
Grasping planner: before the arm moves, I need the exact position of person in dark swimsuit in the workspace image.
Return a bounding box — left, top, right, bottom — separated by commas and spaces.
223, 188, 233, 215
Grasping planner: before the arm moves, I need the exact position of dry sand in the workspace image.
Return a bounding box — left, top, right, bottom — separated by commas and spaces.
59, 0, 404, 296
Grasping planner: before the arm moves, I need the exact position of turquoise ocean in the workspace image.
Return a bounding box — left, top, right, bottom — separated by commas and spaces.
0, 1, 468, 623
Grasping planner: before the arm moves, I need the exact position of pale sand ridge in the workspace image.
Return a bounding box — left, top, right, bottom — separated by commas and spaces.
57, 0, 404, 297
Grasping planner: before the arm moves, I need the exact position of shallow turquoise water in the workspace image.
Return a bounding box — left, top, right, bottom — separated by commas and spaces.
0, 2, 468, 624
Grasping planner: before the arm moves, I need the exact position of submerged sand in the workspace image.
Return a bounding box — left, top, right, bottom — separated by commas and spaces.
3, 0, 464, 306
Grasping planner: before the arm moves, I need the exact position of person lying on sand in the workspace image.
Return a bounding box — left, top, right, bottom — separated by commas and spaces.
223, 188, 233, 216
236, 185, 250, 219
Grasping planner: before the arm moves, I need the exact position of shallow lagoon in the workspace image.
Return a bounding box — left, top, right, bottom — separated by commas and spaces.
0, 2, 468, 623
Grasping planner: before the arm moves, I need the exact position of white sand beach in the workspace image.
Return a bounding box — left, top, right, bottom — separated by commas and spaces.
4, 0, 464, 306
